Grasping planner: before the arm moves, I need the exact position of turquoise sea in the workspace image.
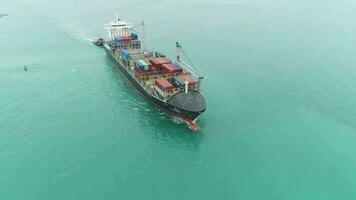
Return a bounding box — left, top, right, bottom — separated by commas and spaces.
1, 0, 356, 199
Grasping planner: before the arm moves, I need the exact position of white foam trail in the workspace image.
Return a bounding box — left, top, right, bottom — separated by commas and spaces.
172, 117, 184, 124
83, 36, 94, 42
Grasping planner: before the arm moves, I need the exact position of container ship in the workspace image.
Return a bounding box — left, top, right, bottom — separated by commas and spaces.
97, 16, 206, 130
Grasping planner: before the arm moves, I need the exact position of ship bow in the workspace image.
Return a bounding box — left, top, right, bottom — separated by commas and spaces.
167, 91, 206, 120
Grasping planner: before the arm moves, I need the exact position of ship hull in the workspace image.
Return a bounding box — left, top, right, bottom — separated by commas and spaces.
104, 47, 205, 121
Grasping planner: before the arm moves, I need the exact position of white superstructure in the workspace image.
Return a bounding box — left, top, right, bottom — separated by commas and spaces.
105, 16, 133, 41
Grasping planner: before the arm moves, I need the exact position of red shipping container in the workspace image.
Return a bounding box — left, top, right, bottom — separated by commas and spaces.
149, 64, 156, 71
123, 36, 132, 41
161, 63, 180, 74
134, 68, 144, 77
179, 75, 196, 84
149, 58, 171, 68
155, 78, 174, 91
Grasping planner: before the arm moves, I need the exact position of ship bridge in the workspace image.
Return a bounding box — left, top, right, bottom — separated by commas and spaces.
105, 16, 133, 41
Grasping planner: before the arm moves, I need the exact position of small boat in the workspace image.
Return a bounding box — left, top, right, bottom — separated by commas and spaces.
94, 38, 104, 46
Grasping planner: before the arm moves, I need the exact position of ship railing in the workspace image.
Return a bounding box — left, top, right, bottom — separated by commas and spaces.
176, 61, 203, 82
152, 88, 181, 102
134, 71, 182, 81
176, 61, 203, 92
148, 82, 198, 102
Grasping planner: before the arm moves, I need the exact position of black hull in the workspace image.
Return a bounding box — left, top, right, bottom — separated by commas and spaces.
104, 47, 205, 121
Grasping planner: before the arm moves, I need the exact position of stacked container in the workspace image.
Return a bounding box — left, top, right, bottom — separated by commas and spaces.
161, 63, 181, 74
155, 78, 174, 91
134, 60, 149, 71
150, 65, 158, 75
134, 68, 144, 78
179, 75, 196, 84
172, 75, 196, 88
123, 36, 132, 44
115, 37, 124, 43
120, 49, 131, 61
149, 58, 171, 68
172, 76, 185, 88
131, 33, 138, 40
154, 78, 174, 97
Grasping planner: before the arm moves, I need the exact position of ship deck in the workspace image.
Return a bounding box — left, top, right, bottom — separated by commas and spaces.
105, 43, 199, 102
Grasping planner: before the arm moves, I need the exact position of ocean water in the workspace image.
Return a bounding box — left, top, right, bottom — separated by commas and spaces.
1, 0, 356, 199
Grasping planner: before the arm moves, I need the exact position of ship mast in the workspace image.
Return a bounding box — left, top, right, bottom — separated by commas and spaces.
176, 42, 181, 62
141, 21, 146, 51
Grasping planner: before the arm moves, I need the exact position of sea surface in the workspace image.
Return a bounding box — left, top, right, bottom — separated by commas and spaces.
1, 0, 356, 199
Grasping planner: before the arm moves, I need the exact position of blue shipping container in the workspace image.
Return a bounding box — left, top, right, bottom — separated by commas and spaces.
115, 37, 124, 43
173, 76, 185, 87
134, 60, 143, 70
134, 60, 149, 70
120, 49, 130, 61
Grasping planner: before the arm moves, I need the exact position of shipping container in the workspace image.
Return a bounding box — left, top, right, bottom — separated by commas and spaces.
150, 65, 157, 71
134, 68, 144, 77
131, 33, 138, 40
179, 75, 196, 84
155, 78, 174, 91
173, 76, 185, 87
123, 36, 131, 41
172, 75, 196, 87
134, 59, 149, 71
115, 37, 124, 43
120, 49, 130, 61
161, 63, 181, 74
149, 58, 171, 68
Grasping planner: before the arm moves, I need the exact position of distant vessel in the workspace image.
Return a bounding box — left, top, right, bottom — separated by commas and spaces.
94, 38, 104, 46
99, 15, 206, 130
